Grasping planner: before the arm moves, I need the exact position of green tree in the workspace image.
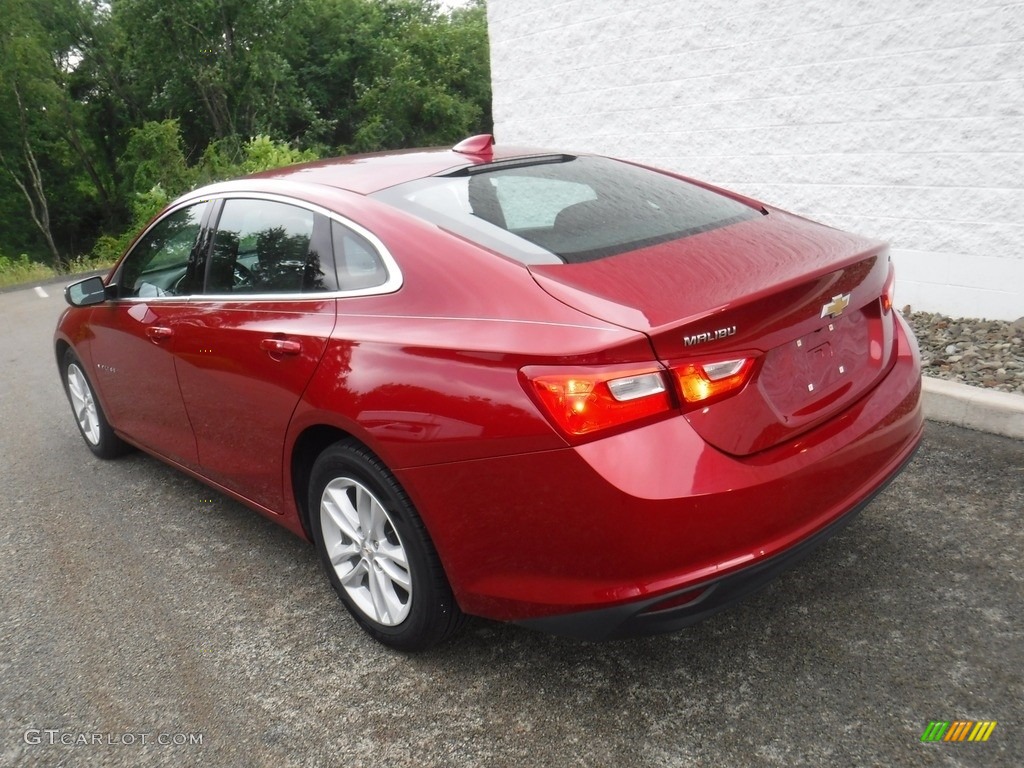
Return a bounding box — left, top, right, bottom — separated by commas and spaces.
291, 0, 491, 152
0, 0, 492, 272
110, 0, 312, 154
121, 120, 194, 200
0, 0, 120, 267
0, 0, 83, 266
351, 1, 491, 151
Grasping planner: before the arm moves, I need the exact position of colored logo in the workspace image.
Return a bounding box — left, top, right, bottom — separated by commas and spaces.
820, 293, 851, 319
921, 721, 997, 742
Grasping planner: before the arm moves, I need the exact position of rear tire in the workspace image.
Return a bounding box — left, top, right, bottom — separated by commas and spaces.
61, 349, 131, 459
309, 440, 465, 651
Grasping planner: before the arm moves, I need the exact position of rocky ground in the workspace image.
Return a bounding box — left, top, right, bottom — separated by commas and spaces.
904, 309, 1024, 395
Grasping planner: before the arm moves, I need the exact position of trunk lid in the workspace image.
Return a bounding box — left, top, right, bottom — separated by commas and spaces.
528, 209, 897, 455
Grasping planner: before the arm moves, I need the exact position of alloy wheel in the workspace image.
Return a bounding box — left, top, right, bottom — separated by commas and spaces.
66, 362, 101, 446
319, 477, 412, 626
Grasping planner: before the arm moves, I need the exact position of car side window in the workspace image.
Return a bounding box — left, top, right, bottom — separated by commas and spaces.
331, 220, 387, 290
207, 199, 325, 294
117, 203, 208, 298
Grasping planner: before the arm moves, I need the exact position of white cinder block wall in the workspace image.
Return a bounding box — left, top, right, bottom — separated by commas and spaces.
486, 0, 1024, 320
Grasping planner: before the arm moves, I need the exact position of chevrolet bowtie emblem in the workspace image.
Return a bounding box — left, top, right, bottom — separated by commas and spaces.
820, 293, 851, 318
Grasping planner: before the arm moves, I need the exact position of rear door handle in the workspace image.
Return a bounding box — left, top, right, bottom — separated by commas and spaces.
146, 326, 173, 342
260, 338, 301, 356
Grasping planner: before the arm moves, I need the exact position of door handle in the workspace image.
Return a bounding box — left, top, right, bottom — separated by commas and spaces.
146, 326, 173, 342
260, 338, 301, 356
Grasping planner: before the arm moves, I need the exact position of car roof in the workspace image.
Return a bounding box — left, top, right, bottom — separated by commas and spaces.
243, 136, 556, 195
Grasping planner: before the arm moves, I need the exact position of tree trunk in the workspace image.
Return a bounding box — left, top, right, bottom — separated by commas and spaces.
0, 83, 64, 269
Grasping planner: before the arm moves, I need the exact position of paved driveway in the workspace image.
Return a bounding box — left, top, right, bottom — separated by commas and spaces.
1, 284, 1021, 767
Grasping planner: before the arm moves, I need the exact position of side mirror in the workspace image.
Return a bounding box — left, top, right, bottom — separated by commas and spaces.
65, 275, 110, 307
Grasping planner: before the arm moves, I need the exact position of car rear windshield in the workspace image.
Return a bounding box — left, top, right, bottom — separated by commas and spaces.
371, 155, 761, 265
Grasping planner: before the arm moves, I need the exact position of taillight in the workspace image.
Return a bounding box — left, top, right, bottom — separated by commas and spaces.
881, 262, 896, 313
522, 355, 758, 439
673, 357, 756, 408
521, 365, 672, 438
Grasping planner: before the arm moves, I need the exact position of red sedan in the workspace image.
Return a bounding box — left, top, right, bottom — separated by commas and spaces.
55, 135, 923, 650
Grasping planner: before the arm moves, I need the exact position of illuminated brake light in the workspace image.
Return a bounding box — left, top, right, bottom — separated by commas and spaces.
674, 357, 755, 406
881, 263, 896, 313
522, 366, 672, 438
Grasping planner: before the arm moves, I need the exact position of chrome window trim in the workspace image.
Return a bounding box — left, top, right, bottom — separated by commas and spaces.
112, 191, 403, 304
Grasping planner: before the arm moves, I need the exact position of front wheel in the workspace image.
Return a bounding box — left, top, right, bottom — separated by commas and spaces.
61, 349, 130, 459
309, 440, 464, 651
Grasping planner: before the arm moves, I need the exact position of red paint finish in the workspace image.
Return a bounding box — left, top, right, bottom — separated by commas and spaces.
172, 298, 337, 511
530, 210, 898, 455
399, 315, 921, 620
54, 139, 924, 637
78, 300, 200, 466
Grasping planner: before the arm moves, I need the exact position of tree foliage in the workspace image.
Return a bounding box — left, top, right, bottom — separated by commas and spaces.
350, 2, 491, 151
0, 0, 491, 268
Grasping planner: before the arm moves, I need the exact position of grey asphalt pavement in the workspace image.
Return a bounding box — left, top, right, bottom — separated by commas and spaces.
1, 284, 1021, 767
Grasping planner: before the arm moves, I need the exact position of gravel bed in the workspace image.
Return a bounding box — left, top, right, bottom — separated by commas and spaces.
904, 309, 1024, 395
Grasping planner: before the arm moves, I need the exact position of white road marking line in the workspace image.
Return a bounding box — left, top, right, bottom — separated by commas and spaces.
34, 286, 49, 298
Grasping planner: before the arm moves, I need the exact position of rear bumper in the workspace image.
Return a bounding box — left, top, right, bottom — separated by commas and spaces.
517, 438, 919, 640
397, 313, 923, 633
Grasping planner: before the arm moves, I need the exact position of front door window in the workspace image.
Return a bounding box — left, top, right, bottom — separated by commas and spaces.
118, 203, 208, 298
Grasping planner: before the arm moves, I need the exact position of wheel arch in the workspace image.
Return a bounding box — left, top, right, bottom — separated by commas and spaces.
288, 423, 464, 611
290, 424, 373, 540
55, 338, 116, 433
54, 338, 71, 371
292, 425, 347, 539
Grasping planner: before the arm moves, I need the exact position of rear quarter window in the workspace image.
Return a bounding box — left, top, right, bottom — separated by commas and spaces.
332, 220, 388, 290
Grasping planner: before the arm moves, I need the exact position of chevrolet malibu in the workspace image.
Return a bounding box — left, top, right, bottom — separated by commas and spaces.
55, 135, 923, 650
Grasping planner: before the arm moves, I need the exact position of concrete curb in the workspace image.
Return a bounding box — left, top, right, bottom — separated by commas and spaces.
922, 376, 1024, 440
